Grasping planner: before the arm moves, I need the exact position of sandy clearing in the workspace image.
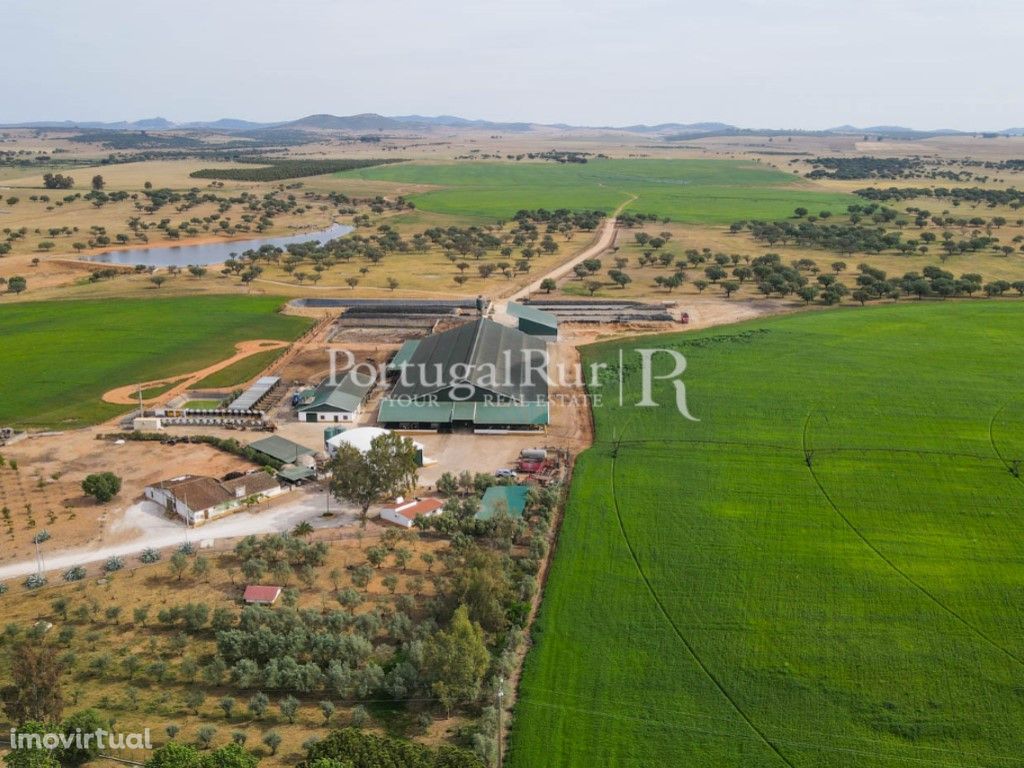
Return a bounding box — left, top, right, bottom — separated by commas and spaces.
0, 435, 262, 564
0, 489, 357, 581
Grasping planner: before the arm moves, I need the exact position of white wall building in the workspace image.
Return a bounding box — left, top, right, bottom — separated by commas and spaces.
379, 497, 445, 528
145, 472, 284, 526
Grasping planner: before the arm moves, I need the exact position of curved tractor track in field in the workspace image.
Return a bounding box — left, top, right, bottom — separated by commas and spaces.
989, 399, 1024, 490
599, 406, 1024, 766
801, 408, 1024, 668
607, 426, 796, 768
101, 339, 289, 406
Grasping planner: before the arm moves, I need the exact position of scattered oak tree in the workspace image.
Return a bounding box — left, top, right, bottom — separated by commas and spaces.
328, 431, 419, 527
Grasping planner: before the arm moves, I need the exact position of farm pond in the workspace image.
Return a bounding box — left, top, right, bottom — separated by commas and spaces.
82, 222, 353, 267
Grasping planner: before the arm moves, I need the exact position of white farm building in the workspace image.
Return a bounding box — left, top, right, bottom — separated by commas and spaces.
380, 497, 445, 528
145, 472, 284, 526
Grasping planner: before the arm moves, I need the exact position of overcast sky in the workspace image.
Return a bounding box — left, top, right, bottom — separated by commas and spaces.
3, 0, 1021, 130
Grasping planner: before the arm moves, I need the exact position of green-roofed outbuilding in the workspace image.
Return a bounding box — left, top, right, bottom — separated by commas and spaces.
507, 301, 558, 339
248, 435, 316, 465
297, 371, 374, 423
277, 466, 315, 484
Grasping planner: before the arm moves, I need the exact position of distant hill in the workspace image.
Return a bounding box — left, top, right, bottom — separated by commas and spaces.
1, 117, 177, 130
828, 124, 970, 138
284, 113, 408, 131
180, 118, 277, 130
616, 121, 736, 134
391, 114, 534, 132
2, 114, 1019, 139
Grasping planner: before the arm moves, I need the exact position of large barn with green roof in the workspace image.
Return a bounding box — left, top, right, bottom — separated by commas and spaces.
378, 318, 549, 431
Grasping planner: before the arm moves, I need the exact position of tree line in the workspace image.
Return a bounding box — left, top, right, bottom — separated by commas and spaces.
853, 185, 1024, 209
190, 158, 402, 183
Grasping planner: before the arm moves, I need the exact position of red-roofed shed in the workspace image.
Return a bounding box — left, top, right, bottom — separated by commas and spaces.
243, 585, 283, 605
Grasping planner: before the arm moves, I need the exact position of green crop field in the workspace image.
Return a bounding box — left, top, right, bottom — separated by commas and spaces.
0, 297, 310, 428
509, 301, 1024, 768
192, 348, 285, 389
338, 159, 854, 224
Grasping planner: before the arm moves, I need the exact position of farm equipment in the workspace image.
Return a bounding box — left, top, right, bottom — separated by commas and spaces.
516, 448, 550, 475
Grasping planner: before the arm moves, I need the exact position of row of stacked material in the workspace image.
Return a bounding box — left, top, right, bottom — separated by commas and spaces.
523, 299, 675, 323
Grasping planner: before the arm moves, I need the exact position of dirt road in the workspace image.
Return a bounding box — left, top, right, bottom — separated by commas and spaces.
506, 215, 621, 304
0, 490, 356, 581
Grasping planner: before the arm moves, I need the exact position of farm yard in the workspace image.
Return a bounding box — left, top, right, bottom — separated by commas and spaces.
0, 466, 563, 767
509, 300, 1024, 768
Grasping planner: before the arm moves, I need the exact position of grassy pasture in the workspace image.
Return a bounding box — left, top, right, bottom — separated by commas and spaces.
192, 348, 287, 389
0, 297, 310, 428
338, 159, 855, 224
509, 301, 1024, 767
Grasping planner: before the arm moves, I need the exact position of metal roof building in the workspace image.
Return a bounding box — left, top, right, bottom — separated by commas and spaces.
296, 371, 375, 423
243, 585, 283, 605
378, 318, 549, 430
227, 376, 281, 412
386, 340, 421, 375
507, 302, 559, 339
248, 435, 316, 464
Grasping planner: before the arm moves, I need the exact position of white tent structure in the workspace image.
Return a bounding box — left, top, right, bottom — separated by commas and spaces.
325, 426, 424, 457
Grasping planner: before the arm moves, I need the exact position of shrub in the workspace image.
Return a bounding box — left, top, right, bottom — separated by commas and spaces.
350, 705, 369, 727
81, 472, 122, 503
63, 566, 86, 582
195, 725, 217, 750
139, 548, 161, 564
306, 728, 484, 768
24, 573, 47, 589
104, 556, 125, 573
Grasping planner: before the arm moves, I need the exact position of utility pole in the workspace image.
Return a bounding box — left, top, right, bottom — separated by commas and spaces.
496, 676, 505, 767
34, 538, 45, 577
